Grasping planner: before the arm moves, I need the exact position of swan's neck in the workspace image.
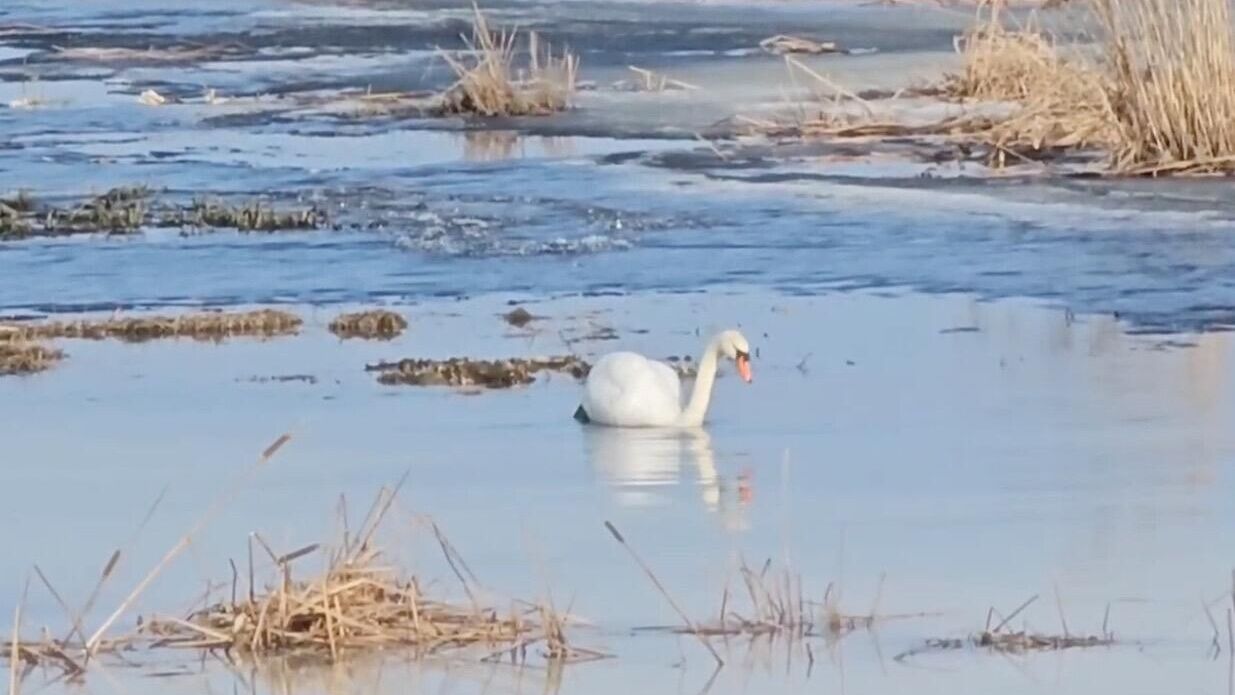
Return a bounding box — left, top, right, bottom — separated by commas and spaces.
676, 336, 723, 427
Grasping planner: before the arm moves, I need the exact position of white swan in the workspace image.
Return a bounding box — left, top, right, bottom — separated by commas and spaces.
573, 329, 753, 428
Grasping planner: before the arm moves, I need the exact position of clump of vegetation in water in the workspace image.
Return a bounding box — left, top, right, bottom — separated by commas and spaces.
328, 309, 408, 340
163, 198, 325, 232
367, 355, 589, 388
0, 467, 606, 687
0, 309, 303, 344
0, 341, 63, 375
755, 0, 1235, 175
437, 7, 579, 117
894, 593, 1116, 661
0, 188, 327, 239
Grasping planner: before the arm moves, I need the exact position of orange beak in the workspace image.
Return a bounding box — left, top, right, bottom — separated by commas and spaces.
736, 354, 753, 383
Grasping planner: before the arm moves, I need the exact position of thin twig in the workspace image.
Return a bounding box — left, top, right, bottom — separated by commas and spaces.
604, 521, 723, 666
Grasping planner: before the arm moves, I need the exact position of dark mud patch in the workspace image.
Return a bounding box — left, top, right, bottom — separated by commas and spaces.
502, 307, 538, 328
0, 341, 63, 375
328, 310, 408, 340
0, 309, 302, 344
244, 374, 319, 385
0, 188, 327, 239
896, 629, 1115, 660
367, 355, 589, 388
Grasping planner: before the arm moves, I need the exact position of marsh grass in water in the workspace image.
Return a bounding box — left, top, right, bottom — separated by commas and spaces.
438, 7, 579, 117
895, 593, 1117, 661
367, 355, 589, 388
144, 488, 602, 664
1, 440, 604, 691
328, 310, 408, 340
0, 309, 303, 345
0, 342, 62, 375
947, 0, 1235, 173
162, 198, 326, 232
0, 188, 326, 239
758, 0, 1235, 175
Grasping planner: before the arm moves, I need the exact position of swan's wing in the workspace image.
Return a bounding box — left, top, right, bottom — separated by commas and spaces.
647, 359, 682, 404
582, 352, 682, 427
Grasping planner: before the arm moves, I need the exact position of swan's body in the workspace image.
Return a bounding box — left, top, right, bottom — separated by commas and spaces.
575, 329, 752, 428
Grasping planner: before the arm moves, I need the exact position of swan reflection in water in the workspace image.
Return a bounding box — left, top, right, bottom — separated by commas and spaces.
583, 427, 751, 530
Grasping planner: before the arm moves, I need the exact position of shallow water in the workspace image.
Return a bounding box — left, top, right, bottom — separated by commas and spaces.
3, 0, 1235, 693
3, 291, 1235, 695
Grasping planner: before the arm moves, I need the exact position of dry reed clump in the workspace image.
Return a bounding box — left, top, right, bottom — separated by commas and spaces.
141, 489, 603, 664
948, 0, 1235, 173
366, 355, 589, 388
943, 7, 1115, 158
759, 0, 1235, 174
1093, 0, 1235, 173
0, 440, 603, 689
0, 341, 63, 375
0, 309, 303, 344
328, 310, 408, 340
438, 7, 579, 117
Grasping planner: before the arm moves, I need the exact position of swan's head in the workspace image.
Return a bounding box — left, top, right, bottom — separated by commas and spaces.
717, 329, 753, 384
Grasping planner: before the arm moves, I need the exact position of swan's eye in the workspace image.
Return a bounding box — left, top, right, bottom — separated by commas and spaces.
735, 349, 749, 361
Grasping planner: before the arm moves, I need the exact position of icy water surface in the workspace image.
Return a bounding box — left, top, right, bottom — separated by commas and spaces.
2, 0, 1235, 330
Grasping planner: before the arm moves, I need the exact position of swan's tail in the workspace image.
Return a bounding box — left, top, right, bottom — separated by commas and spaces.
573, 405, 590, 424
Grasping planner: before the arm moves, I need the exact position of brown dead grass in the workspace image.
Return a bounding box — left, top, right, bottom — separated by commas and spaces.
0, 309, 303, 344
0, 342, 63, 375
947, 0, 1235, 173
367, 355, 589, 388
328, 310, 408, 340
1094, 0, 1235, 173
438, 6, 578, 117
1, 463, 605, 687
142, 489, 602, 663
757, 0, 1235, 175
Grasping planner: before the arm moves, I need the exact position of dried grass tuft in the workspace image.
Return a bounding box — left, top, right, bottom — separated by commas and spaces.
0, 342, 63, 375
1, 477, 605, 686
143, 494, 601, 663
328, 310, 408, 340
438, 6, 578, 117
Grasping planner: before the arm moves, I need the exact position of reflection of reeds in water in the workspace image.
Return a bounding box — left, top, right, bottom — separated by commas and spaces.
461, 130, 520, 161
460, 132, 579, 162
